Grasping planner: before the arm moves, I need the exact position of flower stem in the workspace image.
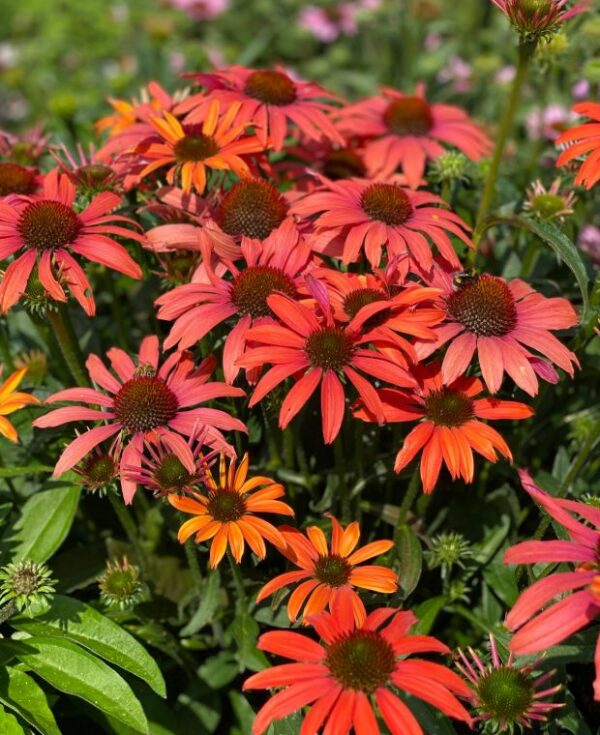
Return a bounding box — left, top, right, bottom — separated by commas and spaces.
397, 467, 421, 527
227, 550, 247, 611
108, 493, 149, 576
0, 319, 13, 371
45, 305, 90, 387
334, 433, 350, 521
178, 512, 203, 591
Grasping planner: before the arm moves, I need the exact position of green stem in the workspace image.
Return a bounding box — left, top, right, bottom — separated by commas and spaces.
0, 319, 13, 370
334, 433, 350, 521
397, 468, 421, 527
0, 600, 17, 625
227, 550, 247, 610
474, 40, 535, 248
46, 305, 90, 386
108, 493, 148, 576
178, 512, 203, 590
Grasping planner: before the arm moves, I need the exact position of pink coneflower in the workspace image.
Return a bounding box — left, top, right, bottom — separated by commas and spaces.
504, 470, 600, 701
491, 0, 590, 38
456, 633, 563, 729
291, 176, 473, 270
337, 85, 492, 188
177, 65, 344, 151
156, 227, 313, 383
32, 337, 246, 503
0, 169, 143, 315
415, 264, 579, 396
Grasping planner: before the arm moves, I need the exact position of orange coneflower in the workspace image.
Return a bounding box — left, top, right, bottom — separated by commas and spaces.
0, 367, 40, 443
168, 453, 294, 568
557, 101, 600, 190
256, 515, 398, 624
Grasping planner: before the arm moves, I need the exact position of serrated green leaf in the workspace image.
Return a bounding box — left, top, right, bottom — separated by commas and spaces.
180, 569, 221, 636
0, 666, 60, 735
11, 594, 165, 697
395, 525, 422, 598
0, 705, 25, 735
11, 636, 148, 734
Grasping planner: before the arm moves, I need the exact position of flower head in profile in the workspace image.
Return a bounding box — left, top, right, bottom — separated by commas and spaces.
0, 169, 143, 316
456, 633, 563, 731
33, 337, 246, 504
524, 177, 576, 222
0, 366, 40, 443
492, 0, 589, 40
257, 515, 397, 624
504, 470, 600, 700
244, 590, 473, 735
354, 363, 533, 493
168, 453, 293, 568
336, 85, 492, 188
556, 101, 600, 190
0, 125, 50, 165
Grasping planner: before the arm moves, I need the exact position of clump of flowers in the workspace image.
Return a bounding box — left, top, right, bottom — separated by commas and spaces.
0, 559, 56, 615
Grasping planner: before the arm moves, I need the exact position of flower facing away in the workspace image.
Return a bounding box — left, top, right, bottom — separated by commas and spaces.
336, 86, 492, 188
0, 169, 143, 316
74, 440, 121, 494
524, 177, 576, 222
244, 590, 473, 735
168, 453, 294, 568
291, 177, 473, 270
415, 266, 579, 396
0, 366, 40, 443
256, 515, 398, 624
491, 0, 590, 40
456, 633, 563, 731
504, 470, 600, 700
0, 559, 56, 615
354, 363, 534, 493
98, 557, 144, 611
178, 65, 345, 151
556, 101, 600, 190
135, 99, 265, 194
32, 337, 246, 504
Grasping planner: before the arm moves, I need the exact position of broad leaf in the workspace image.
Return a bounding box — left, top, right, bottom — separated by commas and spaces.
0, 705, 25, 735
0, 466, 53, 479
0, 666, 60, 735
413, 596, 447, 635
181, 569, 221, 636
395, 525, 422, 598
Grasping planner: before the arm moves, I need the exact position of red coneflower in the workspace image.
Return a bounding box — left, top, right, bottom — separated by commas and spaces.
256, 515, 397, 624
178, 65, 345, 151
0, 169, 143, 315
354, 363, 533, 493
244, 590, 473, 735
0, 162, 40, 198
556, 101, 600, 190
337, 85, 492, 188
32, 337, 246, 503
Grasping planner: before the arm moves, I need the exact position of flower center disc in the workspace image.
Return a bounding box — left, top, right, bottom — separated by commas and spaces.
113, 377, 179, 433
244, 70, 297, 106
18, 200, 81, 251
215, 179, 289, 240
314, 554, 351, 587
81, 454, 117, 486
343, 288, 389, 329
154, 454, 192, 491
360, 183, 413, 226
207, 489, 246, 522
477, 666, 534, 723
0, 162, 38, 196
383, 96, 434, 136
425, 387, 474, 427
231, 265, 297, 318
322, 150, 366, 180
174, 126, 219, 162
77, 164, 114, 188
446, 275, 518, 337
326, 630, 396, 693
306, 327, 355, 371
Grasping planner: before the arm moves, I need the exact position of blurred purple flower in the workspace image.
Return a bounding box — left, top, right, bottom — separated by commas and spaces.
526, 104, 577, 141
437, 56, 473, 92
496, 65, 516, 84
578, 225, 600, 266
170, 0, 229, 20
424, 32, 443, 51
571, 79, 591, 100
299, 4, 359, 42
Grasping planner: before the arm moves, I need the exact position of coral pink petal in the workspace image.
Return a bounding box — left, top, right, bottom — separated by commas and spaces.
138, 335, 160, 370
86, 354, 122, 393
53, 424, 120, 476
279, 369, 322, 430
376, 688, 424, 735
119, 433, 144, 504
251, 680, 334, 735
504, 540, 597, 564
441, 331, 476, 385
321, 370, 345, 444
0, 250, 37, 313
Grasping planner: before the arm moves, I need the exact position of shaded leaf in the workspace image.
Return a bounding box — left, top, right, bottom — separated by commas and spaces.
0, 666, 60, 735
395, 525, 422, 598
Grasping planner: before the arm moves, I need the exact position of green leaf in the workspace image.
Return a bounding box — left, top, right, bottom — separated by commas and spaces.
395, 525, 422, 598
180, 569, 221, 636
0, 705, 25, 735
0, 666, 60, 735
11, 594, 166, 697
0, 466, 54, 479
229, 692, 255, 734
267, 712, 303, 735
482, 559, 519, 607
1, 483, 81, 564
230, 611, 268, 672
12, 636, 149, 734
413, 596, 447, 635
401, 695, 459, 735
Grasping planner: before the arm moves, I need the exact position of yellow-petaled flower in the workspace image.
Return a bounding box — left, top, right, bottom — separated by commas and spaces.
168, 453, 294, 568
0, 367, 40, 443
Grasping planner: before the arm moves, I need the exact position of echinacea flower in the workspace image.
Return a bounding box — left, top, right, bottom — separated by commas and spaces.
168, 453, 293, 568
336, 86, 491, 188
0, 125, 50, 165
32, 337, 246, 503
456, 633, 563, 730
504, 470, 600, 700
556, 101, 600, 190
0, 366, 40, 443
256, 515, 397, 624
524, 177, 576, 222
178, 65, 344, 151
244, 590, 473, 735
492, 0, 589, 40
52, 142, 122, 195
0, 162, 40, 198
135, 99, 265, 194
354, 363, 533, 493
415, 266, 579, 396
292, 177, 473, 269
0, 169, 143, 316
238, 289, 416, 444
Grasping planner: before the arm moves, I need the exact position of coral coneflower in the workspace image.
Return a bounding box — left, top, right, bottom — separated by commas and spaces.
456, 633, 563, 730
415, 265, 579, 396
337, 85, 492, 188
244, 590, 473, 735
256, 515, 397, 624
492, 0, 590, 39
354, 363, 533, 493
504, 470, 600, 700
32, 337, 246, 504
0, 367, 40, 443
179, 65, 344, 151
0, 169, 143, 316
168, 453, 293, 568
0, 162, 40, 198
292, 177, 473, 269
556, 101, 600, 190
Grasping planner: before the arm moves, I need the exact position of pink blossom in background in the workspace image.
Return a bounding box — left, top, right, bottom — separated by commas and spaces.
578, 225, 600, 266
424, 32, 443, 51
299, 4, 358, 42
437, 56, 473, 92
170, 0, 229, 21
572, 79, 591, 100
526, 104, 577, 141
495, 65, 516, 84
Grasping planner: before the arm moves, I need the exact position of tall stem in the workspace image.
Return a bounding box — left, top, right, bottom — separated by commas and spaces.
108, 493, 148, 576
0, 319, 13, 371
227, 550, 247, 611
397, 468, 421, 528
334, 433, 350, 521
46, 305, 90, 386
